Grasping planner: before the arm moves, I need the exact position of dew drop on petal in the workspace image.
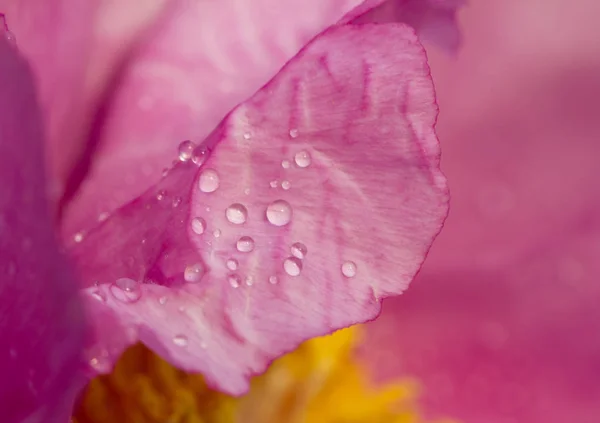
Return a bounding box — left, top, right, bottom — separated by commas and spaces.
270, 180, 279, 188
90, 289, 106, 302
73, 232, 84, 243
281, 180, 291, 190
199, 169, 219, 193
226, 258, 239, 271
266, 200, 292, 226
192, 145, 210, 166
245, 275, 254, 286
191, 217, 206, 235
173, 334, 189, 347
283, 257, 302, 277
172, 196, 182, 208
342, 261, 357, 278
294, 150, 311, 168
289, 128, 299, 138
184, 263, 205, 283
226, 203, 248, 225
281, 160, 291, 169
228, 274, 241, 288
290, 242, 307, 259
156, 190, 167, 201
178, 140, 195, 161
213, 229, 221, 238
110, 278, 142, 303
269, 275, 279, 285
236, 236, 255, 253
158, 296, 168, 305
243, 132, 252, 140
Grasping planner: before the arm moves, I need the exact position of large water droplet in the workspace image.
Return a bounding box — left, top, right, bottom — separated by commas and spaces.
290, 242, 307, 259
342, 261, 357, 278
294, 150, 311, 168
184, 263, 204, 283
173, 334, 189, 347
178, 140, 195, 161
269, 275, 279, 285
226, 203, 248, 225
284, 257, 302, 277
192, 145, 210, 166
266, 200, 292, 226
199, 169, 219, 193
226, 258, 239, 271
236, 236, 255, 253
110, 278, 142, 303
191, 217, 206, 235
228, 274, 241, 288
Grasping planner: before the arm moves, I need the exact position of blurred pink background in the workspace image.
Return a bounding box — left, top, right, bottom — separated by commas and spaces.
364, 0, 600, 422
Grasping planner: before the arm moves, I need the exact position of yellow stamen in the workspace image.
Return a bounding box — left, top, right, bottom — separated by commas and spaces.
73, 326, 454, 423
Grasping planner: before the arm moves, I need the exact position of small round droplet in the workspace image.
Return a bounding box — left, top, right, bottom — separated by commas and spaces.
191, 217, 206, 235
156, 190, 167, 201
173, 334, 189, 347
289, 128, 299, 138
243, 132, 252, 140
110, 278, 142, 303
236, 236, 255, 253
191, 145, 210, 166
74, 232, 84, 243
199, 169, 220, 193
213, 229, 221, 238
245, 276, 254, 286
244, 188, 251, 195
290, 242, 307, 259
270, 180, 279, 188
284, 257, 302, 277
158, 296, 168, 305
269, 275, 279, 285
228, 274, 241, 288
281, 180, 291, 190
266, 200, 292, 226
226, 203, 248, 225
172, 196, 182, 208
281, 160, 291, 169
294, 150, 311, 168
226, 258, 239, 271
178, 140, 195, 161
342, 261, 357, 278
184, 263, 205, 283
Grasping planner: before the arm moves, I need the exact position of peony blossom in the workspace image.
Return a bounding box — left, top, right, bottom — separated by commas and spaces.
0, 1, 461, 421
363, 0, 600, 422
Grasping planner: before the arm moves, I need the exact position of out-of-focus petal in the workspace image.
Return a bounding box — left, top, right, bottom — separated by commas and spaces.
0, 0, 169, 202
0, 37, 85, 423
70, 24, 448, 394
363, 1, 600, 422
59, 0, 426, 239
345, 0, 464, 52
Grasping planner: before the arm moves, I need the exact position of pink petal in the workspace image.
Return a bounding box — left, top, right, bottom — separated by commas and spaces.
70, 24, 448, 394
363, 0, 600, 422
0, 37, 85, 422
58, 0, 423, 239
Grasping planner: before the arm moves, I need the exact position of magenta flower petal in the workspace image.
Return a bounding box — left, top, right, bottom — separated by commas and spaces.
70, 24, 448, 394
0, 37, 85, 422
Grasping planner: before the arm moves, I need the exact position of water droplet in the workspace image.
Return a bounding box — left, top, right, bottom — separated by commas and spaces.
294, 150, 311, 168
245, 275, 254, 286
290, 242, 307, 259
73, 232, 84, 243
226, 258, 239, 271
192, 145, 210, 166
191, 217, 206, 235
284, 257, 302, 276
266, 200, 292, 226
1, 15, 16, 45
110, 278, 142, 303
178, 140, 195, 161
90, 289, 106, 302
289, 128, 299, 138
228, 274, 241, 288
236, 236, 255, 253
269, 275, 279, 285
172, 196, 182, 208
199, 169, 219, 193
281, 160, 291, 169
281, 180, 291, 190
184, 263, 204, 283
270, 180, 279, 188
243, 132, 252, 140
341, 261, 357, 278
173, 334, 189, 347
244, 188, 251, 195
156, 190, 167, 201
226, 203, 248, 225
213, 229, 221, 238
158, 296, 168, 305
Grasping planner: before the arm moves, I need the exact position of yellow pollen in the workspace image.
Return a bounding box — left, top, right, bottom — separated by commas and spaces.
72, 326, 455, 423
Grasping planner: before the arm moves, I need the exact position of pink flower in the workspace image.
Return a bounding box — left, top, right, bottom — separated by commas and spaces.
0, 1, 461, 421
363, 1, 600, 422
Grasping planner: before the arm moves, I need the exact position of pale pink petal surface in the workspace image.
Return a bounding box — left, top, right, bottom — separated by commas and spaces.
70, 24, 448, 394
363, 1, 600, 422
0, 36, 85, 423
